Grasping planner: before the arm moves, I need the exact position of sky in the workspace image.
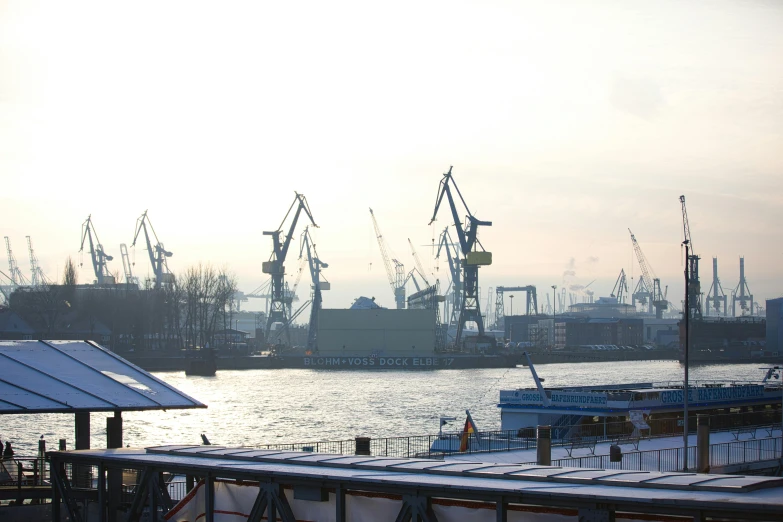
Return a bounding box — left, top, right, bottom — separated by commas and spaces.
1, 0, 782, 315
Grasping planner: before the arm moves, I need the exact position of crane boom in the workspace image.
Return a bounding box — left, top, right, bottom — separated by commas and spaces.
429, 166, 492, 348
408, 238, 430, 287
369, 208, 405, 309
120, 243, 140, 286
79, 215, 115, 285
610, 269, 629, 304
300, 226, 329, 351
5, 237, 29, 286
263, 192, 318, 346
629, 229, 668, 318
26, 236, 50, 286
132, 210, 174, 288
680, 195, 702, 319
436, 227, 462, 328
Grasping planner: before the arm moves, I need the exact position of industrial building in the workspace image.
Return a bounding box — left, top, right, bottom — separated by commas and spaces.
554, 318, 643, 349
766, 297, 783, 355
316, 308, 436, 356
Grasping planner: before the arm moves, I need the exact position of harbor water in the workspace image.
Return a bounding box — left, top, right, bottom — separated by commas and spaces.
1, 361, 774, 455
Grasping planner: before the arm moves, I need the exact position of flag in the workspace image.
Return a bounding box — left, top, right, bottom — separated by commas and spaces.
459, 410, 479, 452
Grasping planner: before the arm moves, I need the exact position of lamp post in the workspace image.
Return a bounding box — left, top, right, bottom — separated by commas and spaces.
510, 294, 514, 317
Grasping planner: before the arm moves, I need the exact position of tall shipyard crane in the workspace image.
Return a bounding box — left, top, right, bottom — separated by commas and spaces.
79, 215, 115, 285
435, 227, 462, 329
263, 192, 317, 346
300, 227, 330, 351
429, 166, 492, 348
628, 229, 668, 319
26, 236, 50, 286
680, 195, 702, 319
369, 208, 405, 309
407, 238, 431, 287
120, 244, 140, 286
610, 269, 629, 304
132, 210, 174, 288
5, 237, 29, 286
705, 257, 727, 316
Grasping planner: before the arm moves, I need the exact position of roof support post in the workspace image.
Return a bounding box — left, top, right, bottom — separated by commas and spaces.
395, 494, 439, 522
246, 482, 296, 522
74, 412, 91, 488
50, 456, 84, 522
335, 485, 346, 522
496, 496, 507, 522
97, 462, 106, 522
205, 474, 214, 522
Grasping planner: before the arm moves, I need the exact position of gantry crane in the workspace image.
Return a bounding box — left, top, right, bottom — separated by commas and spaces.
263, 192, 317, 346
26, 236, 50, 286
132, 210, 174, 288
628, 229, 668, 319
680, 195, 702, 319
120, 244, 140, 287
428, 166, 492, 348
435, 227, 462, 329
705, 257, 727, 316
369, 208, 405, 309
300, 227, 330, 351
79, 215, 115, 285
4, 237, 29, 286
732, 257, 753, 316
610, 269, 629, 303
495, 286, 538, 325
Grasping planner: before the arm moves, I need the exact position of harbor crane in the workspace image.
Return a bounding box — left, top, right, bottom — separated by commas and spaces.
4, 237, 29, 286
428, 166, 492, 348
263, 192, 317, 347
629, 229, 668, 319
300, 227, 329, 351
732, 257, 753, 316
369, 208, 405, 309
495, 286, 538, 327
610, 269, 629, 303
407, 238, 430, 287
132, 210, 174, 288
680, 195, 702, 319
120, 244, 140, 287
705, 257, 727, 316
79, 215, 115, 285
435, 227, 462, 329
0, 269, 16, 304
26, 236, 50, 286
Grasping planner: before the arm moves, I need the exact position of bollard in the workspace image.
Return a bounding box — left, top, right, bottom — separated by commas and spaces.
536, 426, 551, 466
355, 437, 371, 456
59, 439, 66, 451
697, 414, 710, 473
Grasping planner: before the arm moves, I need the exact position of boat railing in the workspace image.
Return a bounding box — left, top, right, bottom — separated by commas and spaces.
251, 408, 782, 459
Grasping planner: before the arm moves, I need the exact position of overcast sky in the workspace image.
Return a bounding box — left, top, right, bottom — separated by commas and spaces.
1, 0, 781, 314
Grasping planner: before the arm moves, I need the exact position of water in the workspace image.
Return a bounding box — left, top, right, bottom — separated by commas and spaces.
1, 361, 772, 455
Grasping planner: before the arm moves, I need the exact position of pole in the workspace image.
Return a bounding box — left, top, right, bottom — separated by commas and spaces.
683, 243, 690, 471
551, 285, 557, 348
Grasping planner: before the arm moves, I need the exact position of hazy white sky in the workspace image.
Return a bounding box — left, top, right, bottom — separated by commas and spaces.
1, 0, 781, 313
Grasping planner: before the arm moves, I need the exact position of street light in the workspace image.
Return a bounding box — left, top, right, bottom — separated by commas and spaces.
510, 294, 514, 317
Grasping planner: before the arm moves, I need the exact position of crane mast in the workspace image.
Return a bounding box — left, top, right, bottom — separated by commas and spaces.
26, 236, 50, 286
628, 229, 668, 319
263, 192, 317, 347
407, 238, 430, 287
79, 215, 115, 285
132, 210, 174, 288
429, 166, 492, 348
610, 269, 629, 304
300, 227, 329, 352
680, 195, 702, 319
120, 244, 140, 286
436, 227, 462, 329
369, 208, 405, 309
5, 237, 29, 286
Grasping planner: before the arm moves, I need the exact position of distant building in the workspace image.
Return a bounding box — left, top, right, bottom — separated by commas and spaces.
0, 309, 35, 340
767, 298, 783, 354
554, 318, 643, 349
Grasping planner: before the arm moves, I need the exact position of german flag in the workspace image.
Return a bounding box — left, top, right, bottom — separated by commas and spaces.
459, 410, 479, 452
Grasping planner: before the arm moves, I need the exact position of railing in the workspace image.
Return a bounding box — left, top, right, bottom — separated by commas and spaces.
255, 409, 782, 458
534, 437, 781, 473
